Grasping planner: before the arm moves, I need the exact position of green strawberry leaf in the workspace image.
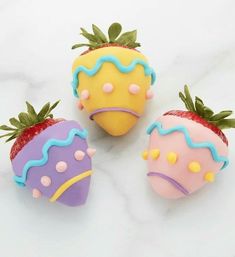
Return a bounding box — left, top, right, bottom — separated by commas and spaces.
18, 112, 31, 126
203, 106, 214, 118
195, 96, 204, 105
179, 92, 192, 111
126, 42, 141, 48
0, 132, 15, 139
71, 43, 94, 50
49, 100, 60, 113
108, 23, 122, 42
210, 110, 233, 121
184, 85, 196, 112
9, 118, 23, 128
215, 119, 235, 130
92, 24, 108, 43
37, 102, 50, 121
5, 133, 17, 142
0, 125, 15, 131
80, 28, 98, 43
26, 101, 38, 121
116, 30, 137, 44
195, 99, 205, 117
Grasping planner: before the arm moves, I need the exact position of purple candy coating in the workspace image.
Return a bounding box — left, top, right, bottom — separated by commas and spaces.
11, 121, 92, 206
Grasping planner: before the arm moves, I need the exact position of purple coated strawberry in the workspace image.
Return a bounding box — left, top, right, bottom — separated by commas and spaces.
0, 101, 96, 206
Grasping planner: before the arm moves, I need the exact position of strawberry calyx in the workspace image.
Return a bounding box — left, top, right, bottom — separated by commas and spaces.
72, 23, 141, 52
164, 85, 235, 145
0, 101, 61, 160
178, 85, 235, 130
164, 110, 229, 145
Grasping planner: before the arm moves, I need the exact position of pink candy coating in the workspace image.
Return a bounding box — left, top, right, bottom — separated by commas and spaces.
80, 90, 90, 100
147, 115, 228, 199
74, 150, 85, 161
56, 161, 68, 173
103, 83, 114, 93
129, 84, 140, 95
40, 176, 52, 187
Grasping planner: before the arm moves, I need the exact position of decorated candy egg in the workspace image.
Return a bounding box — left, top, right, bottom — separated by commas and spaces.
0, 101, 96, 206
71, 23, 156, 136
143, 86, 235, 199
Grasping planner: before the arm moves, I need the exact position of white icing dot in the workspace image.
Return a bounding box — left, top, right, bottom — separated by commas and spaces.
56, 161, 68, 173
40, 176, 52, 187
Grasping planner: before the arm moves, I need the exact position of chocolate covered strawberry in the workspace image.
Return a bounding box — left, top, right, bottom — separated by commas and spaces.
0, 101, 96, 206
142, 86, 235, 199
71, 23, 156, 136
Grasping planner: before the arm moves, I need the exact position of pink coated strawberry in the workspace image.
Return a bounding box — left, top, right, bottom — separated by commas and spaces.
142, 85, 235, 199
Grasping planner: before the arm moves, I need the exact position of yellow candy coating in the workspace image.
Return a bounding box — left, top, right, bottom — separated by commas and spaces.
72, 47, 152, 136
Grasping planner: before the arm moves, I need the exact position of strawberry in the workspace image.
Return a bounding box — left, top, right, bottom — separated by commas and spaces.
0, 101, 60, 160
163, 110, 228, 145
0, 101, 95, 206
71, 23, 156, 136
143, 86, 235, 199
71, 23, 141, 54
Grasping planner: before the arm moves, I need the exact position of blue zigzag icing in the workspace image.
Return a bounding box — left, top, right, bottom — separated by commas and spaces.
71, 55, 156, 97
147, 121, 229, 170
14, 128, 88, 187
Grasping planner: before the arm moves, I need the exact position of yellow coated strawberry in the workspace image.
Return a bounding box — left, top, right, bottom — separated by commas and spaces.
71, 23, 156, 136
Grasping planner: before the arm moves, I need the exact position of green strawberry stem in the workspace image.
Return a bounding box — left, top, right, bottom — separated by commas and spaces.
179, 85, 235, 130
72, 22, 141, 50
0, 100, 60, 142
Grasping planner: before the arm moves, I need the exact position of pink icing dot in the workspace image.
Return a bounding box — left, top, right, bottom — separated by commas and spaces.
32, 188, 42, 199
56, 161, 68, 173
103, 83, 114, 93
80, 90, 90, 100
74, 150, 85, 161
77, 100, 84, 110
146, 89, 154, 99
129, 84, 140, 94
87, 148, 96, 158
40, 176, 52, 187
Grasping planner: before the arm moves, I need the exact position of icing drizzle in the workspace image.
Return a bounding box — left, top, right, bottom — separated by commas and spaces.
147, 121, 229, 170
49, 170, 92, 202
14, 128, 88, 186
71, 55, 156, 97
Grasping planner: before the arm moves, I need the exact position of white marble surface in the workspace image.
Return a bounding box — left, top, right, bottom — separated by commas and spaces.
0, 0, 235, 256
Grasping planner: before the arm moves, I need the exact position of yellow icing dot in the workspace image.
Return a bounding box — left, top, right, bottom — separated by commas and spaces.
142, 150, 148, 160
204, 172, 215, 183
167, 152, 178, 164
150, 149, 160, 160
188, 161, 201, 173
